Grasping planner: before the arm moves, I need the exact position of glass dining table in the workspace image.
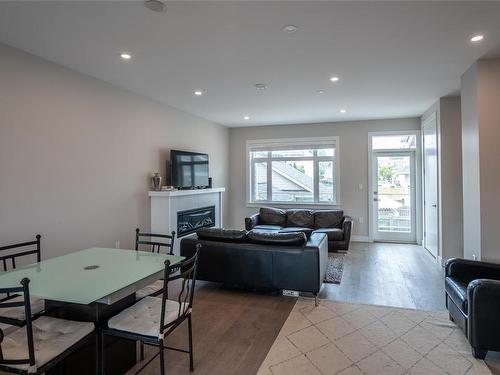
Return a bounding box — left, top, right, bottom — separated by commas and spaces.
0, 247, 184, 375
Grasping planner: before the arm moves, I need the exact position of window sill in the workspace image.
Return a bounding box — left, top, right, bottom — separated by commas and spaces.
246, 202, 342, 209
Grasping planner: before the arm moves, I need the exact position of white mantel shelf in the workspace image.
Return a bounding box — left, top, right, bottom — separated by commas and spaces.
148, 187, 225, 197
149, 187, 225, 255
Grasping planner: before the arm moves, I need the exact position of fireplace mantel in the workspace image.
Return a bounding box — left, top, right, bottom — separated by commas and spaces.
149, 187, 225, 255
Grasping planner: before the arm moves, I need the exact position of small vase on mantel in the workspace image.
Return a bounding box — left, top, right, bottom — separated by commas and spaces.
152, 173, 162, 191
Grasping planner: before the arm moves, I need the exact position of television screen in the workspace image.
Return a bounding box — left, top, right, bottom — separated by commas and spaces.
170, 150, 209, 188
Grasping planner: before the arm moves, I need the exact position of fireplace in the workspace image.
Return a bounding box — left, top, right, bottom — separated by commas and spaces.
177, 206, 216, 237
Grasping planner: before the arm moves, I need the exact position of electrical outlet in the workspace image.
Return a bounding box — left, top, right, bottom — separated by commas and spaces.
115, 241, 120, 249
359, 183, 363, 190
282, 290, 299, 297
359, 216, 364, 224
473, 254, 477, 261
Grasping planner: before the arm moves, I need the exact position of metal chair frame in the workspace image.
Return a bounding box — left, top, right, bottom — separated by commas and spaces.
102, 244, 200, 375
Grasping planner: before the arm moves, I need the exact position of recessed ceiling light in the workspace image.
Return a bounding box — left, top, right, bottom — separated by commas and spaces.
470, 34, 484, 43
282, 25, 299, 33
330, 76, 339, 82
317, 90, 325, 94
340, 108, 347, 113
253, 83, 268, 90
120, 53, 132, 60
244, 116, 250, 120
144, 0, 166, 13
194, 90, 203, 96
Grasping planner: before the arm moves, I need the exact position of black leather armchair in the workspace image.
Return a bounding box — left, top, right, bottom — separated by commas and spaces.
445, 258, 500, 359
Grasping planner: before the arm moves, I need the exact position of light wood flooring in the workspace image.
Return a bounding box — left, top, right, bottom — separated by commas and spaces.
318, 242, 445, 311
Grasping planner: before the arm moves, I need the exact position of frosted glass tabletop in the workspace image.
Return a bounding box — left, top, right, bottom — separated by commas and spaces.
0, 248, 184, 305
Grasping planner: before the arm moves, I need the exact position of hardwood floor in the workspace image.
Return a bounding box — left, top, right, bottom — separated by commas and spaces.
319, 241, 446, 311
125, 282, 296, 375
125, 242, 451, 375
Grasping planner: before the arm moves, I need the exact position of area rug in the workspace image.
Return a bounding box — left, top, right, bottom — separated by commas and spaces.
257, 298, 492, 375
324, 253, 345, 284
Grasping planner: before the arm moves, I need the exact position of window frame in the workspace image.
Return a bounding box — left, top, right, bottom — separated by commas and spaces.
246, 137, 341, 207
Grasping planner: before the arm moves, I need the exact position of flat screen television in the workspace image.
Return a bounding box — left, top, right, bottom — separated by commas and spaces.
170, 150, 209, 189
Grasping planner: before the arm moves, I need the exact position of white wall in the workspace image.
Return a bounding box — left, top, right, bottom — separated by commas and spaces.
0, 43, 229, 259
228, 118, 421, 237
461, 58, 500, 262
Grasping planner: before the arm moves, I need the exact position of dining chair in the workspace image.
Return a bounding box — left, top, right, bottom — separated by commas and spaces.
135, 229, 176, 300
103, 244, 200, 375
0, 235, 44, 326
0, 278, 95, 374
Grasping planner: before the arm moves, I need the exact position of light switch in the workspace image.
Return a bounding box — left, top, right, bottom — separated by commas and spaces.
359, 183, 363, 190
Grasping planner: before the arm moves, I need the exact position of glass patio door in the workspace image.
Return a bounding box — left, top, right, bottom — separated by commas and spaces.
373, 152, 416, 242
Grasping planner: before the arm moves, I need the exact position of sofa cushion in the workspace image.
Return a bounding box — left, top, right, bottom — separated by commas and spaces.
279, 227, 314, 239
196, 228, 247, 243
445, 277, 468, 313
314, 210, 344, 229
247, 230, 307, 246
313, 228, 344, 241
253, 225, 283, 231
286, 209, 314, 228
259, 207, 287, 226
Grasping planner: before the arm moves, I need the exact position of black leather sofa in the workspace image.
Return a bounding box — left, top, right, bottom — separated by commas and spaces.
245, 207, 352, 252
445, 258, 500, 359
180, 228, 328, 300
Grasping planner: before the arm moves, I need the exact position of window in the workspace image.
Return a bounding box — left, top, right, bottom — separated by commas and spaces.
372, 135, 416, 150
247, 137, 339, 205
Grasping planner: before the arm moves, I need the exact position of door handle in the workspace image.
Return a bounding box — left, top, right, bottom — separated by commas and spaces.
432, 204, 437, 207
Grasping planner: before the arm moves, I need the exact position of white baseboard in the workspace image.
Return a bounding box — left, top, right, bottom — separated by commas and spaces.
351, 235, 371, 242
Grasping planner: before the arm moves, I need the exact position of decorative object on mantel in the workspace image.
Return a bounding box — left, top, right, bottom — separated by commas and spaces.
161, 185, 176, 191
324, 253, 345, 284
151, 172, 162, 191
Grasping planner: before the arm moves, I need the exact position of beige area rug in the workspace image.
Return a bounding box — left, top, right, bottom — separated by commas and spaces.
257, 298, 492, 375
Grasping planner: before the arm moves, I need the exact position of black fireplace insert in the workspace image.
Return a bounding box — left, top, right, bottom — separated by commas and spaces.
177, 206, 216, 237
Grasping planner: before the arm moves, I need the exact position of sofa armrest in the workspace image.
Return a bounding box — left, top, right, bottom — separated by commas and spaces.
445, 258, 500, 283
342, 216, 352, 242
467, 279, 500, 350
245, 213, 260, 231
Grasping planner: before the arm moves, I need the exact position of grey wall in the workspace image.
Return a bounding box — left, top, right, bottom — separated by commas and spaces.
439, 97, 463, 263
461, 63, 481, 260
0, 43, 229, 259
228, 118, 421, 236
461, 58, 500, 262
477, 59, 500, 262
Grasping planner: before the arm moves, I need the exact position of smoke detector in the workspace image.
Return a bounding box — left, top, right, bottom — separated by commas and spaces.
144, 0, 166, 13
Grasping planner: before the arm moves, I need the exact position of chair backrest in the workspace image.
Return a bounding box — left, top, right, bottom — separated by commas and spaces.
0, 235, 41, 272
0, 278, 36, 370
135, 229, 175, 255
158, 244, 200, 337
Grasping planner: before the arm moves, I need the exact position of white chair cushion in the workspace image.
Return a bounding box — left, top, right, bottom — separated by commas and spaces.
135, 280, 164, 300
0, 296, 44, 321
0, 316, 94, 372
0, 322, 15, 335
108, 296, 190, 338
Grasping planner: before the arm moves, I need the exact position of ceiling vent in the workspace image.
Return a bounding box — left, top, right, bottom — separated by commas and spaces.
144, 0, 166, 13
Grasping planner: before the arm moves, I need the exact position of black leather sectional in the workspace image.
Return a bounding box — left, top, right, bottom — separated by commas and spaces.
245, 207, 352, 251
180, 228, 328, 296
445, 258, 500, 359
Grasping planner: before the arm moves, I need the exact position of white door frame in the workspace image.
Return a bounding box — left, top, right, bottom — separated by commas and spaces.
421, 112, 441, 261
368, 131, 422, 243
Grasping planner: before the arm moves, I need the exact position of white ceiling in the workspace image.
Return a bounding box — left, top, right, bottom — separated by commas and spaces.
0, 1, 499, 127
